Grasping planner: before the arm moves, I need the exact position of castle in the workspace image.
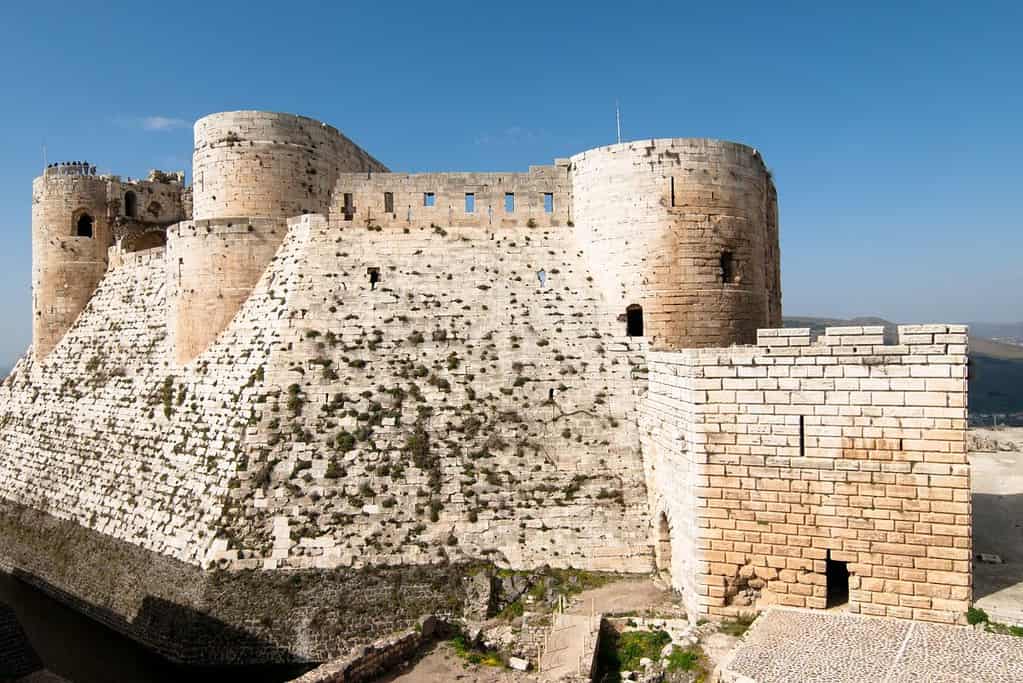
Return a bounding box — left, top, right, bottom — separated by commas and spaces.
0, 111, 970, 664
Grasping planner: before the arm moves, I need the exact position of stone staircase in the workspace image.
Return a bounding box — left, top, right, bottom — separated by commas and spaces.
538, 606, 602, 682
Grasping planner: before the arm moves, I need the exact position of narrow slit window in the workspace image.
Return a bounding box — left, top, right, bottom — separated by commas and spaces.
720, 250, 735, 283
669, 177, 675, 207
543, 193, 554, 214
799, 415, 805, 457
465, 193, 475, 213
424, 192, 436, 207
505, 192, 515, 213
343, 193, 354, 220
384, 192, 394, 213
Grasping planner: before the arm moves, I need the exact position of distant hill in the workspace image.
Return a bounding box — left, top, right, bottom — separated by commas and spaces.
968, 321, 1023, 341
783, 316, 1023, 416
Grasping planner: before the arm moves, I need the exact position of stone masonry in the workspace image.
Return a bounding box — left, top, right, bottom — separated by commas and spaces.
0, 108, 972, 663
643, 325, 970, 624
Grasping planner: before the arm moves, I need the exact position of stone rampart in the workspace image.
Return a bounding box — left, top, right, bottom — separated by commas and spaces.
166, 217, 288, 364
329, 163, 571, 229
644, 324, 970, 624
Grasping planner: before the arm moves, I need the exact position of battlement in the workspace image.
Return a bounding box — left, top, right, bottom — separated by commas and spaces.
43, 162, 97, 177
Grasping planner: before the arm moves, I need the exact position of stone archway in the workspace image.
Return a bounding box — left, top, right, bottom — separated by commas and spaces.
655, 511, 672, 581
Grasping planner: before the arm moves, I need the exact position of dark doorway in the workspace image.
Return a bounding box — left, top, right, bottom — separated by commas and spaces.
343, 193, 354, 221
626, 304, 643, 337
825, 552, 849, 607
124, 190, 137, 218
75, 214, 94, 238
367, 267, 380, 290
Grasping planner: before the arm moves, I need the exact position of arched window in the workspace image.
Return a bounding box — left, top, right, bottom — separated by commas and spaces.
626, 304, 643, 337
75, 214, 94, 238
124, 190, 138, 218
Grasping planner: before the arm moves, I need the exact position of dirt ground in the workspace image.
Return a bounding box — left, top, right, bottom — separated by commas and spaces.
379, 641, 537, 683
564, 575, 679, 617
971, 427, 1023, 625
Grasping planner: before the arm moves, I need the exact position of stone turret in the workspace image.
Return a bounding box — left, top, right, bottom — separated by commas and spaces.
167, 111, 389, 364
571, 139, 781, 348
31, 165, 113, 359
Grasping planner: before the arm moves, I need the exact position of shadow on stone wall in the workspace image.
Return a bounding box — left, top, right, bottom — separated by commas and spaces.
972, 492, 1023, 601
0, 502, 474, 666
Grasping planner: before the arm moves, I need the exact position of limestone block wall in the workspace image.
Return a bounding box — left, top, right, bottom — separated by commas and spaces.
645, 324, 970, 624
166, 217, 288, 364
217, 216, 652, 573
640, 357, 704, 618
31, 172, 113, 358
330, 163, 571, 229
571, 139, 780, 349
192, 111, 388, 222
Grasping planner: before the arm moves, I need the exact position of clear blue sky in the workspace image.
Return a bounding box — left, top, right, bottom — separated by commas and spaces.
1, 1, 1020, 367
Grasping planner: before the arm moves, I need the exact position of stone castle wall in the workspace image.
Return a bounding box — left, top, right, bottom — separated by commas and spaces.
192, 111, 388, 222
329, 163, 571, 229
571, 139, 780, 349
166, 217, 288, 364
644, 324, 970, 624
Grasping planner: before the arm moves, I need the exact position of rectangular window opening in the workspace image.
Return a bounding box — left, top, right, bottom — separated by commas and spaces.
384, 192, 394, 213
343, 193, 354, 221
543, 192, 554, 214
670, 177, 676, 207
424, 192, 436, 207
465, 192, 475, 213
720, 250, 735, 283
505, 192, 515, 213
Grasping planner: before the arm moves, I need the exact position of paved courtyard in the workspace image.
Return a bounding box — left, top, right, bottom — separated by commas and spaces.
723, 608, 1023, 683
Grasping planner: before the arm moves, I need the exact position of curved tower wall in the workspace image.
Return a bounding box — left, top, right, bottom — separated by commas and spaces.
31, 171, 113, 359
166, 217, 286, 365
191, 111, 387, 221
570, 139, 780, 349
170, 112, 388, 364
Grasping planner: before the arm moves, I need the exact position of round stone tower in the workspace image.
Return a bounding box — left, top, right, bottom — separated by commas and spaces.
571, 139, 780, 349
31, 164, 112, 359
191, 110, 385, 221
169, 112, 388, 364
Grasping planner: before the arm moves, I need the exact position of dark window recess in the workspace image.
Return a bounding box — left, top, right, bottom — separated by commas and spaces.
367, 267, 380, 290
543, 193, 554, 214
670, 177, 675, 207
548, 388, 555, 400
343, 193, 354, 221
75, 214, 94, 238
384, 192, 394, 213
826, 551, 850, 607
720, 250, 735, 283
124, 191, 137, 218
626, 304, 644, 337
